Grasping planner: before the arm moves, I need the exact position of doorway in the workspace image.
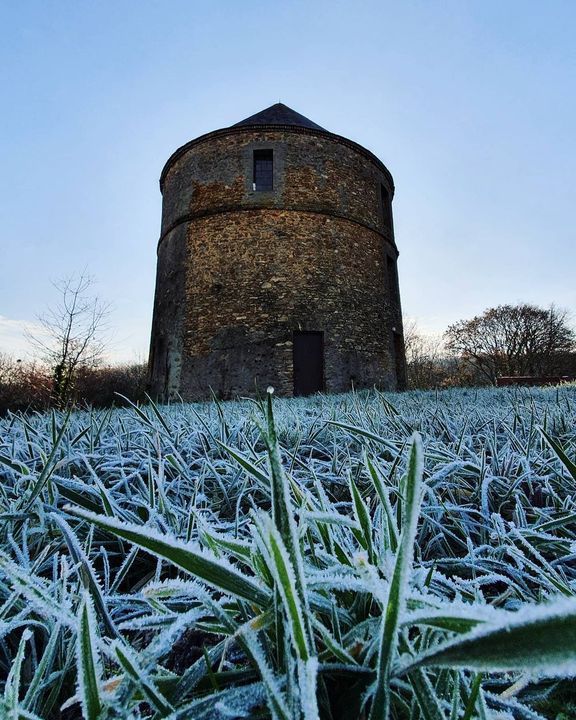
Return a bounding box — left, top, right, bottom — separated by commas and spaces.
293, 331, 324, 396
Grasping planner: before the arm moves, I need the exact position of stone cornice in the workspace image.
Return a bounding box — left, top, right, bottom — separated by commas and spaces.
157, 206, 399, 257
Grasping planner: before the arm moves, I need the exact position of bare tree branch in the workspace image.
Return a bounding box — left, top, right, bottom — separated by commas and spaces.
444, 303, 575, 384
25, 272, 111, 406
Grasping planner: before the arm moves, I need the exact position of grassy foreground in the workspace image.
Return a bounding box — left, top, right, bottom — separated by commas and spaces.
0, 386, 575, 719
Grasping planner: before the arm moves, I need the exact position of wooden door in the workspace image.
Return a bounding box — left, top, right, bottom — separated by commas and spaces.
293, 331, 324, 396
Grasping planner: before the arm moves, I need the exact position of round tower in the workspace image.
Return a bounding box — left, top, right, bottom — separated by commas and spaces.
149, 103, 406, 401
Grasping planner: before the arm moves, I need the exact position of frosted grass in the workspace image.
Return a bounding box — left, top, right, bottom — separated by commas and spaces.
0, 385, 574, 717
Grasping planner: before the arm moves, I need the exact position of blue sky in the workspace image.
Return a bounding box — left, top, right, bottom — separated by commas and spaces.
1, 1, 575, 362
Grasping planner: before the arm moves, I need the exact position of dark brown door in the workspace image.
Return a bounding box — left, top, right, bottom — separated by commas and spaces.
293, 331, 324, 396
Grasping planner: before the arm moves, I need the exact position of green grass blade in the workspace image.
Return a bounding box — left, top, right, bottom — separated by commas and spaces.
23, 623, 63, 712
19, 410, 71, 510
53, 480, 104, 514
264, 390, 298, 555
144, 392, 173, 435
401, 597, 576, 675
540, 427, 576, 482
407, 667, 446, 720
77, 593, 102, 720
327, 420, 399, 452
162, 682, 267, 720
313, 618, 358, 665
462, 673, 482, 720
262, 390, 314, 643
215, 439, 271, 491
113, 641, 174, 715
4, 627, 32, 708
239, 628, 292, 720
65, 506, 271, 606
350, 476, 374, 563
0, 551, 76, 628
369, 433, 424, 720
364, 453, 398, 552
0, 455, 30, 475
254, 512, 310, 661
51, 513, 118, 637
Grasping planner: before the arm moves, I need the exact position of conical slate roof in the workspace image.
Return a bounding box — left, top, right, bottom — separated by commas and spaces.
233, 103, 325, 131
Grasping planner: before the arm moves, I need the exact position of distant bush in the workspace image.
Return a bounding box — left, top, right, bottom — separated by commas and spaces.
0, 354, 51, 415
74, 362, 148, 407
0, 354, 148, 414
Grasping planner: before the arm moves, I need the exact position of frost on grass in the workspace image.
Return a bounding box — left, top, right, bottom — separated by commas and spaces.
0, 385, 575, 718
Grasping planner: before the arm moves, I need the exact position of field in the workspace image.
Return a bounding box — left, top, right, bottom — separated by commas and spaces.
0, 386, 575, 719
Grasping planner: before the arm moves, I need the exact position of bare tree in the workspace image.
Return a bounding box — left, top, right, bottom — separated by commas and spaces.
444, 303, 575, 385
27, 273, 111, 406
403, 319, 447, 389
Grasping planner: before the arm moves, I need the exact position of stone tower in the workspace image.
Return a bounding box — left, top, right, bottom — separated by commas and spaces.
149, 103, 406, 401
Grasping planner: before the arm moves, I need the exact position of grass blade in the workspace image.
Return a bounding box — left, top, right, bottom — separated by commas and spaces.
65, 506, 271, 606
4, 627, 32, 709
401, 597, 576, 675
19, 410, 71, 510
51, 513, 118, 637
22, 623, 62, 712
113, 640, 174, 715
254, 512, 311, 661
540, 427, 576, 482
369, 433, 424, 720
77, 593, 102, 720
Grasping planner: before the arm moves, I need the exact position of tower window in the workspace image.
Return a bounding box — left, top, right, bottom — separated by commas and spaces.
380, 184, 392, 229
386, 255, 397, 297
253, 149, 273, 191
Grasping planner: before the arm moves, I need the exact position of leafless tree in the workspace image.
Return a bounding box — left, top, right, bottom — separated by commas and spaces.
444, 303, 575, 385
403, 319, 447, 389
26, 273, 111, 406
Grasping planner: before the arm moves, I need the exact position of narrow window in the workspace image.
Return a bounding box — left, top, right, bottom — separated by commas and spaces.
386, 255, 397, 297
380, 184, 392, 229
253, 149, 273, 191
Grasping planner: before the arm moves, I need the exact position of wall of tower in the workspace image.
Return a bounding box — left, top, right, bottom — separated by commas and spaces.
150, 127, 406, 401
160, 129, 395, 242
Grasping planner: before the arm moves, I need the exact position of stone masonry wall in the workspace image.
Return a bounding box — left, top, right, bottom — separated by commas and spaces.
149, 127, 405, 401
160, 130, 395, 244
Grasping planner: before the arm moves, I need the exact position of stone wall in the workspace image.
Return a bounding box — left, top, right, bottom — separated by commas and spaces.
150, 126, 406, 401
160, 129, 395, 244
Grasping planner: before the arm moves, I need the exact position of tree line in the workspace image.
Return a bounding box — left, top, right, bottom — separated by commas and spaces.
405, 303, 576, 389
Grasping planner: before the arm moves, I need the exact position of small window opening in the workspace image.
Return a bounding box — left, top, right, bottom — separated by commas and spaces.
253, 149, 273, 191
386, 255, 397, 297
380, 184, 392, 229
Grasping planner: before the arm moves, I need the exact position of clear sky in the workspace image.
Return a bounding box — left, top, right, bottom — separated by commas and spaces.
1, 1, 575, 363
